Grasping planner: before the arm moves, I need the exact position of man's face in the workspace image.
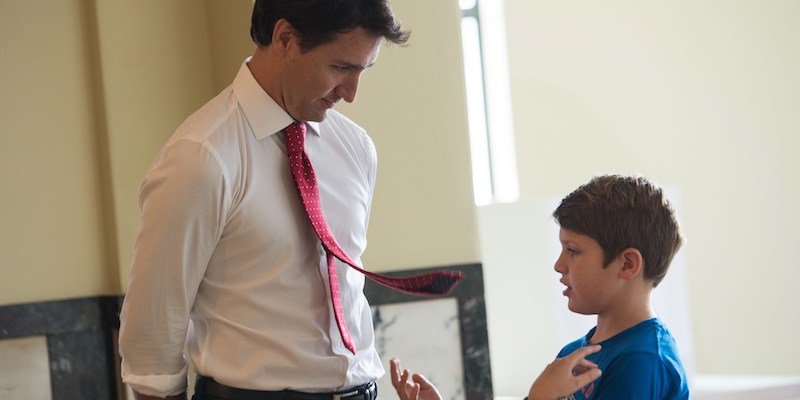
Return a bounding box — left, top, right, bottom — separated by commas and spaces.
281, 27, 382, 122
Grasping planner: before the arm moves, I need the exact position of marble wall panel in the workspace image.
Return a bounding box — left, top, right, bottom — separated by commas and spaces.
0, 336, 51, 400
372, 298, 464, 400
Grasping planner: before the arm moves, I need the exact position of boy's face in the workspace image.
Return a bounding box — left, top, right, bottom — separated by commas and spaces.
554, 228, 625, 316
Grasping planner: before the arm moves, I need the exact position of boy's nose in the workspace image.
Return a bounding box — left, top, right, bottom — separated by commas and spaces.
554, 254, 566, 274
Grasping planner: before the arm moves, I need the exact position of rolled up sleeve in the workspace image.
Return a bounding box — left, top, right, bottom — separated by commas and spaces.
118, 137, 228, 396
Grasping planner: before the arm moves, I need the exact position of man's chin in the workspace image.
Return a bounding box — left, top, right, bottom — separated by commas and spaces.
305, 109, 329, 123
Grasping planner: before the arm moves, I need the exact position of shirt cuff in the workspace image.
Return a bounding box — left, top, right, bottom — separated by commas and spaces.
121, 362, 189, 397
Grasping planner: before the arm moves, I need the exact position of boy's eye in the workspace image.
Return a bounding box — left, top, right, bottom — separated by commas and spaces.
567, 248, 580, 256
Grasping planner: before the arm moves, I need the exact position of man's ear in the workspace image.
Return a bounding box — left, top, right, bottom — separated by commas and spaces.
618, 248, 644, 280
272, 18, 296, 55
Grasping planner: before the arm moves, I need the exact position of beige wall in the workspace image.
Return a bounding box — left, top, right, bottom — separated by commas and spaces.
1, 0, 111, 304
337, 0, 481, 270
0, 0, 479, 305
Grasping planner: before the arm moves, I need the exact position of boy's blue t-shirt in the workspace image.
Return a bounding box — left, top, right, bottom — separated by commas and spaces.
556, 318, 689, 400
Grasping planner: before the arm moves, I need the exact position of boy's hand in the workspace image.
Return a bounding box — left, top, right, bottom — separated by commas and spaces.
390, 358, 442, 400
528, 345, 602, 400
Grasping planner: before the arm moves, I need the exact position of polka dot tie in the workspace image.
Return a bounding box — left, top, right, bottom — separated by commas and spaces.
284, 122, 463, 354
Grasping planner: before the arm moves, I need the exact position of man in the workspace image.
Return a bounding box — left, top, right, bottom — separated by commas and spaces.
118, 1, 409, 399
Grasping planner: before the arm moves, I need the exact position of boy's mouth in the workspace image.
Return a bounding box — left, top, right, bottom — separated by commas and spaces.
560, 280, 572, 296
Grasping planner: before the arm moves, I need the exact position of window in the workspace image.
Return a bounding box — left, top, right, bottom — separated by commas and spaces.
459, 0, 519, 206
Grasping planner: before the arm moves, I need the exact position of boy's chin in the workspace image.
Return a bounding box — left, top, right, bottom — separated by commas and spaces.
567, 303, 595, 316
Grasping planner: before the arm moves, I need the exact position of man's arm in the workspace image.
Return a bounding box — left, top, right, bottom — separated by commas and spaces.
120, 140, 226, 398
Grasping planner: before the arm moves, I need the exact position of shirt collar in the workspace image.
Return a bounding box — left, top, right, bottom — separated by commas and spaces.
231, 57, 321, 140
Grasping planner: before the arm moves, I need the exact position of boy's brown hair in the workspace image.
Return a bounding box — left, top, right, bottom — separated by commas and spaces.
553, 175, 683, 287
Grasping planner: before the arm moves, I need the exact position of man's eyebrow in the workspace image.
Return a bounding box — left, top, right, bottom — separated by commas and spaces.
334, 60, 376, 70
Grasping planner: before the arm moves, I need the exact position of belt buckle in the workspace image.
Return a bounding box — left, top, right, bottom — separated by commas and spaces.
333, 382, 374, 400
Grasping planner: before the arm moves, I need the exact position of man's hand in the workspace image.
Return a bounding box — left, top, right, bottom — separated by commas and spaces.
528, 345, 602, 400
390, 358, 442, 400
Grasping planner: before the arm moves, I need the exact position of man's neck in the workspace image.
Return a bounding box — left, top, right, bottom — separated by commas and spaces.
247, 47, 284, 109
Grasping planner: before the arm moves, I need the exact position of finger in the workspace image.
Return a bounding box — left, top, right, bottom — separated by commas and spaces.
573, 362, 600, 376
394, 367, 411, 395
561, 345, 601, 368
412, 373, 434, 389
390, 358, 401, 386
572, 364, 589, 375
410, 383, 421, 400
400, 369, 411, 392
569, 345, 601, 359
394, 369, 411, 400
571, 365, 602, 388
575, 358, 599, 369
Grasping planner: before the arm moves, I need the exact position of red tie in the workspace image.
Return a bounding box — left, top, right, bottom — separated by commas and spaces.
284, 122, 463, 354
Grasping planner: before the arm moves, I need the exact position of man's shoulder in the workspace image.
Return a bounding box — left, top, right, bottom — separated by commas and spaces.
181, 88, 239, 133
165, 86, 246, 149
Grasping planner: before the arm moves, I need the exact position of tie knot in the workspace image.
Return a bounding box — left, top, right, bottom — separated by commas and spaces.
285, 122, 306, 153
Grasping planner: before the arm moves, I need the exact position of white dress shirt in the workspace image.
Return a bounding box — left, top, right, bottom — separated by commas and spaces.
118, 59, 383, 397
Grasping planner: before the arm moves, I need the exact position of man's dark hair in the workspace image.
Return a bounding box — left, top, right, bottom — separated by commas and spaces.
251, 0, 410, 51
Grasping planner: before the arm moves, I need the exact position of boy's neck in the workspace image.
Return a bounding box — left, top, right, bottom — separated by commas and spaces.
589, 296, 656, 344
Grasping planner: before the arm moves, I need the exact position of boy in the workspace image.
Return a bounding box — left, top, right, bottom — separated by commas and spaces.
549, 174, 688, 399
391, 174, 689, 400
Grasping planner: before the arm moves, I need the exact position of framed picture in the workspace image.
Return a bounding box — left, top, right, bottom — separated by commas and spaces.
365, 264, 493, 400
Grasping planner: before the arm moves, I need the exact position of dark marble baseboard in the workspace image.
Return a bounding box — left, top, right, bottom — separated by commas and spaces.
0, 296, 123, 400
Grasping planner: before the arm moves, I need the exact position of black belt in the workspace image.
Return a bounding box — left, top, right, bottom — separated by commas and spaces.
194, 375, 378, 400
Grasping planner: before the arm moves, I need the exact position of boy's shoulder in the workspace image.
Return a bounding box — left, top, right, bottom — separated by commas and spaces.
594, 318, 682, 359
558, 318, 682, 357
557, 318, 689, 399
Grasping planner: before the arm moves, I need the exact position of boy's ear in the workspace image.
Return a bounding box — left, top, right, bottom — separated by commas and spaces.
618, 248, 644, 280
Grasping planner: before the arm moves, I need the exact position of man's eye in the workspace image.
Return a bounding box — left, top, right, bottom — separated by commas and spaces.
333, 65, 349, 72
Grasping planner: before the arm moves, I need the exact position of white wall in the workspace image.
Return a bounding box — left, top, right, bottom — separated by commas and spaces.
483, 0, 800, 395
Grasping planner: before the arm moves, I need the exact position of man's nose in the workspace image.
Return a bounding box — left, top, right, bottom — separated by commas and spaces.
337, 73, 361, 103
